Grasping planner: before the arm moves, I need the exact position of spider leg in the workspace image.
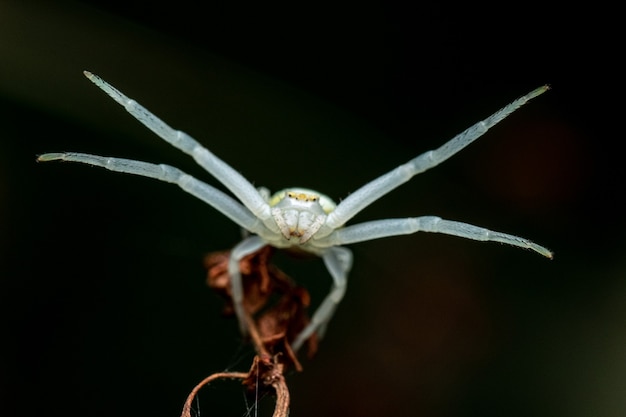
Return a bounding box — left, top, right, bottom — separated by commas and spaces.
315, 217, 553, 258
37, 153, 263, 233
83, 71, 271, 221
292, 246, 353, 352
325, 86, 550, 230
228, 236, 268, 335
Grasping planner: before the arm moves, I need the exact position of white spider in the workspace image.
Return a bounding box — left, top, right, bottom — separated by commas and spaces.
38, 71, 553, 352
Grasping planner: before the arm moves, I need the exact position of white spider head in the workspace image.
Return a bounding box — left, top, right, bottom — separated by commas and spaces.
269, 188, 336, 244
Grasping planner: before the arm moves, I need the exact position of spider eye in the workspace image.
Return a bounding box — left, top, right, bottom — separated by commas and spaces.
286, 191, 319, 202
270, 188, 336, 211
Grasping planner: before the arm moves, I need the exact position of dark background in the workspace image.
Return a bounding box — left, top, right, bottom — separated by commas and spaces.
1, 1, 624, 416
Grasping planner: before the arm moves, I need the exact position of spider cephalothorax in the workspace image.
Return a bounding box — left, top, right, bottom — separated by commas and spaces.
39, 71, 552, 351
269, 188, 335, 244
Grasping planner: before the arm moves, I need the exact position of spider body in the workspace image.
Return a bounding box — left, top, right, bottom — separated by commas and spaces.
269, 188, 333, 244
39, 72, 552, 351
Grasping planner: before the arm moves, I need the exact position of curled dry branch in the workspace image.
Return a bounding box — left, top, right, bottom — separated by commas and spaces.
180, 246, 316, 417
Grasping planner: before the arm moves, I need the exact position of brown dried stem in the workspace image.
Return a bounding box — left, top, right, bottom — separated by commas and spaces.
179, 372, 248, 417
180, 246, 314, 417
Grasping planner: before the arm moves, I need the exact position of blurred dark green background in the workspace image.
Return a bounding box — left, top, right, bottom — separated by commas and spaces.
1, 1, 623, 416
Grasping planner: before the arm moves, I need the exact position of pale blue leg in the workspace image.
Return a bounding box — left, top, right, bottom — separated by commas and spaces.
37, 152, 261, 232
317, 216, 553, 258
228, 235, 268, 335
83, 71, 271, 221
292, 246, 353, 352
326, 86, 550, 229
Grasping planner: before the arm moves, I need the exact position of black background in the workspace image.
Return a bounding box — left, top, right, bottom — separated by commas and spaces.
1, 1, 624, 416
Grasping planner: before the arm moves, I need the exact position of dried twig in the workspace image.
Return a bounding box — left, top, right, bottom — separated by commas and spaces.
180, 246, 314, 416
180, 372, 248, 417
